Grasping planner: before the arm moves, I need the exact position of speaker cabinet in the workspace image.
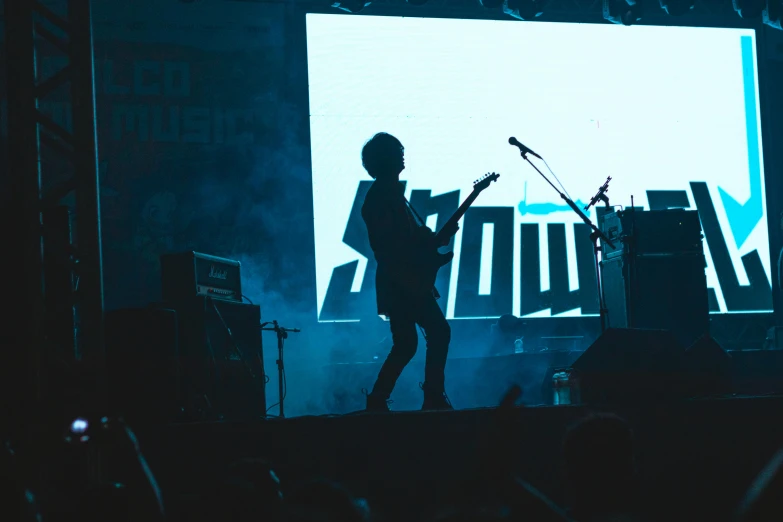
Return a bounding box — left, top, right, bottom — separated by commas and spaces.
171, 297, 266, 421
601, 252, 709, 348
106, 308, 181, 424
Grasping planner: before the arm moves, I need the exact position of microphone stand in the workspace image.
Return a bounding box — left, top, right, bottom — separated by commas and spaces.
515, 152, 615, 334
261, 321, 301, 418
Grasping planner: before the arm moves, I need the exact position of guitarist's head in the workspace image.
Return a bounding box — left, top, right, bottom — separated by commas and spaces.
361, 132, 405, 181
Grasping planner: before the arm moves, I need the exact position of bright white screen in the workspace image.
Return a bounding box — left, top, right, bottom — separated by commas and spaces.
307, 14, 771, 320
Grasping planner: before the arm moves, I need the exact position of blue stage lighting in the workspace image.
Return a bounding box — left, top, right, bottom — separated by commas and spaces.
733, 0, 765, 18
332, 0, 371, 13
764, 0, 783, 27
503, 0, 548, 20
603, 0, 643, 24
659, 0, 694, 15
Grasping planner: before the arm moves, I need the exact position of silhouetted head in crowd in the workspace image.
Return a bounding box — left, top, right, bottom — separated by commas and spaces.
361, 133, 405, 181
563, 413, 637, 518
283, 480, 368, 522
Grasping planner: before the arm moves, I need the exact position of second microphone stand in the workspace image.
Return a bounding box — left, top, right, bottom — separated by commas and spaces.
261, 320, 300, 418
515, 152, 615, 333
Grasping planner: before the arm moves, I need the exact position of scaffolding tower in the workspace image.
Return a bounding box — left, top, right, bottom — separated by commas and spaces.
3, 0, 105, 433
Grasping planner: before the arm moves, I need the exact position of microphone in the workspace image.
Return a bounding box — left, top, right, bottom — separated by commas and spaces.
508, 137, 542, 160
584, 176, 612, 211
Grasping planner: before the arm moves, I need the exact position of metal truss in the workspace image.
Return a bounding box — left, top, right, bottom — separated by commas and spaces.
4, 0, 105, 415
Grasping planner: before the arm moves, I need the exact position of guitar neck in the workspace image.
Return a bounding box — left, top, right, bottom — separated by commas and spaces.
435, 189, 481, 241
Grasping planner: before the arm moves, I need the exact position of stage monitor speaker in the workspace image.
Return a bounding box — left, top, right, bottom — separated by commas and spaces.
570, 328, 685, 403
105, 307, 181, 425
171, 297, 266, 421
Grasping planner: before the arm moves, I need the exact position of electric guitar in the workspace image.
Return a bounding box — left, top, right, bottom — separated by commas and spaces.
412, 172, 500, 293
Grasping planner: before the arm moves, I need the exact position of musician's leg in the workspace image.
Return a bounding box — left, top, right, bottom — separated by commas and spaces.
417, 296, 452, 410
367, 310, 418, 411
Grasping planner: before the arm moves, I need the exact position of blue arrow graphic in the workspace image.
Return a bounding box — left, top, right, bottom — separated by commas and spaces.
718, 35, 763, 250
517, 182, 590, 217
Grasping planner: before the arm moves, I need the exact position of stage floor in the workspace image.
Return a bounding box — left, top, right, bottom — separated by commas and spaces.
316, 348, 783, 414
139, 394, 783, 522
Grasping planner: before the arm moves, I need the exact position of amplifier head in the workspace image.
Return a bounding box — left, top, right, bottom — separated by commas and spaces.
161, 251, 242, 303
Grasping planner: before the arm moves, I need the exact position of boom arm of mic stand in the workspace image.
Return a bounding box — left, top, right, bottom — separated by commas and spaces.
260, 322, 302, 334
561, 196, 615, 250
520, 153, 615, 250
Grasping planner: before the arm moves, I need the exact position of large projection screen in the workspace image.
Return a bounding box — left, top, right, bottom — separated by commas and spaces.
307, 14, 772, 322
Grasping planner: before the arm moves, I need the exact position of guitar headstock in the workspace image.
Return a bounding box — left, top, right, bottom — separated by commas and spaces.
473, 172, 500, 192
